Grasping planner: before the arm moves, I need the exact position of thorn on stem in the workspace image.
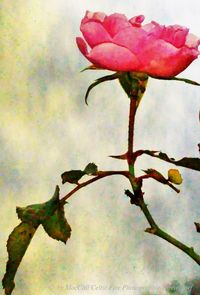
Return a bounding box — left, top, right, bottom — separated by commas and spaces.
145, 227, 157, 234
109, 153, 127, 160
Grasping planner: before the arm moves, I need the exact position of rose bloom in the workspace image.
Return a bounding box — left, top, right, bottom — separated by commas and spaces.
76, 11, 200, 77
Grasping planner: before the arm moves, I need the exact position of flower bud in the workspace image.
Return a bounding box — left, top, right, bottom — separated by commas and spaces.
168, 169, 183, 185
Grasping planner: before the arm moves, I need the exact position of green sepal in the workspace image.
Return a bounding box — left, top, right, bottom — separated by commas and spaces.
80, 65, 100, 72
118, 72, 148, 104
84, 73, 119, 105
150, 75, 200, 86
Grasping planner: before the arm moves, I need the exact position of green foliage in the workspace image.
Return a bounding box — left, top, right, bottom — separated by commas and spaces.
143, 150, 200, 172
61, 162, 98, 184
84, 163, 98, 175
16, 185, 60, 225
2, 222, 38, 295
118, 72, 148, 103
150, 75, 200, 86
84, 73, 119, 104
2, 186, 71, 294
42, 204, 71, 244
61, 170, 85, 184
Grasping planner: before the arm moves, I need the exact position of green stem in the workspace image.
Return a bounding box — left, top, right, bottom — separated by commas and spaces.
126, 89, 200, 265
138, 198, 200, 265
128, 98, 137, 176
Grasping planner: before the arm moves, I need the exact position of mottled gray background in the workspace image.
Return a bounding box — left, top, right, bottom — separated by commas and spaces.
0, 0, 200, 294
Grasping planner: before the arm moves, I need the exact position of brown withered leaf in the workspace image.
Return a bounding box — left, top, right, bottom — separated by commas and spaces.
143, 150, 200, 171
194, 222, 200, 233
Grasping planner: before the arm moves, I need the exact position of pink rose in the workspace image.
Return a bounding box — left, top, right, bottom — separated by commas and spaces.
76, 11, 200, 77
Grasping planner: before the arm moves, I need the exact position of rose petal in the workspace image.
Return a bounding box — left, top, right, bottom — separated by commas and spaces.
77, 11, 200, 77
87, 43, 140, 71
186, 33, 200, 49
161, 25, 189, 48
103, 13, 132, 37
80, 21, 112, 48
139, 40, 198, 77
113, 26, 147, 54
93, 12, 106, 22
138, 40, 180, 76
76, 37, 88, 56
129, 15, 145, 27
81, 11, 106, 24
143, 21, 163, 38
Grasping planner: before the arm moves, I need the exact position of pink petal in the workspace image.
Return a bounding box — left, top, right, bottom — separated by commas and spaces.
81, 11, 106, 24
160, 25, 189, 48
129, 15, 145, 27
173, 47, 199, 73
186, 33, 200, 49
80, 21, 112, 48
138, 40, 179, 76
93, 12, 106, 22
86, 43, 140, 71
138, 39, 198, 77
103, 13, 132, 37
76, 37, 88, 56
142, 21, 163, 38
113, 26, 148, 54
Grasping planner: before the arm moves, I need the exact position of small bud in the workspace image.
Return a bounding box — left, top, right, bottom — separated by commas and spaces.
143, 168, 167, 184
168, 169, 183, 185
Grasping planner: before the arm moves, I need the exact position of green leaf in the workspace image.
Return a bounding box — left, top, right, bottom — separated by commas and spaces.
84, 163, 98, 175
143, 150, 200, 171
16, 186, 72, 243
42, 204, 71, 243
61, 170, 85, 184
2, 222, 39, 295
61, 163, 98, 184
84, 73, 119, 105
16, 186, 60, 225
2, 186, 72, 294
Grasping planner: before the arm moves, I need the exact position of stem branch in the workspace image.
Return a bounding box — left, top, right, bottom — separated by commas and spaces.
60, 171, 128, 205
126, 94, 200, 265
138, 197, 200, 265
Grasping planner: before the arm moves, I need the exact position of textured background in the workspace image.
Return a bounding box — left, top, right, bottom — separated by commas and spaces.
0, 0, 200, 294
